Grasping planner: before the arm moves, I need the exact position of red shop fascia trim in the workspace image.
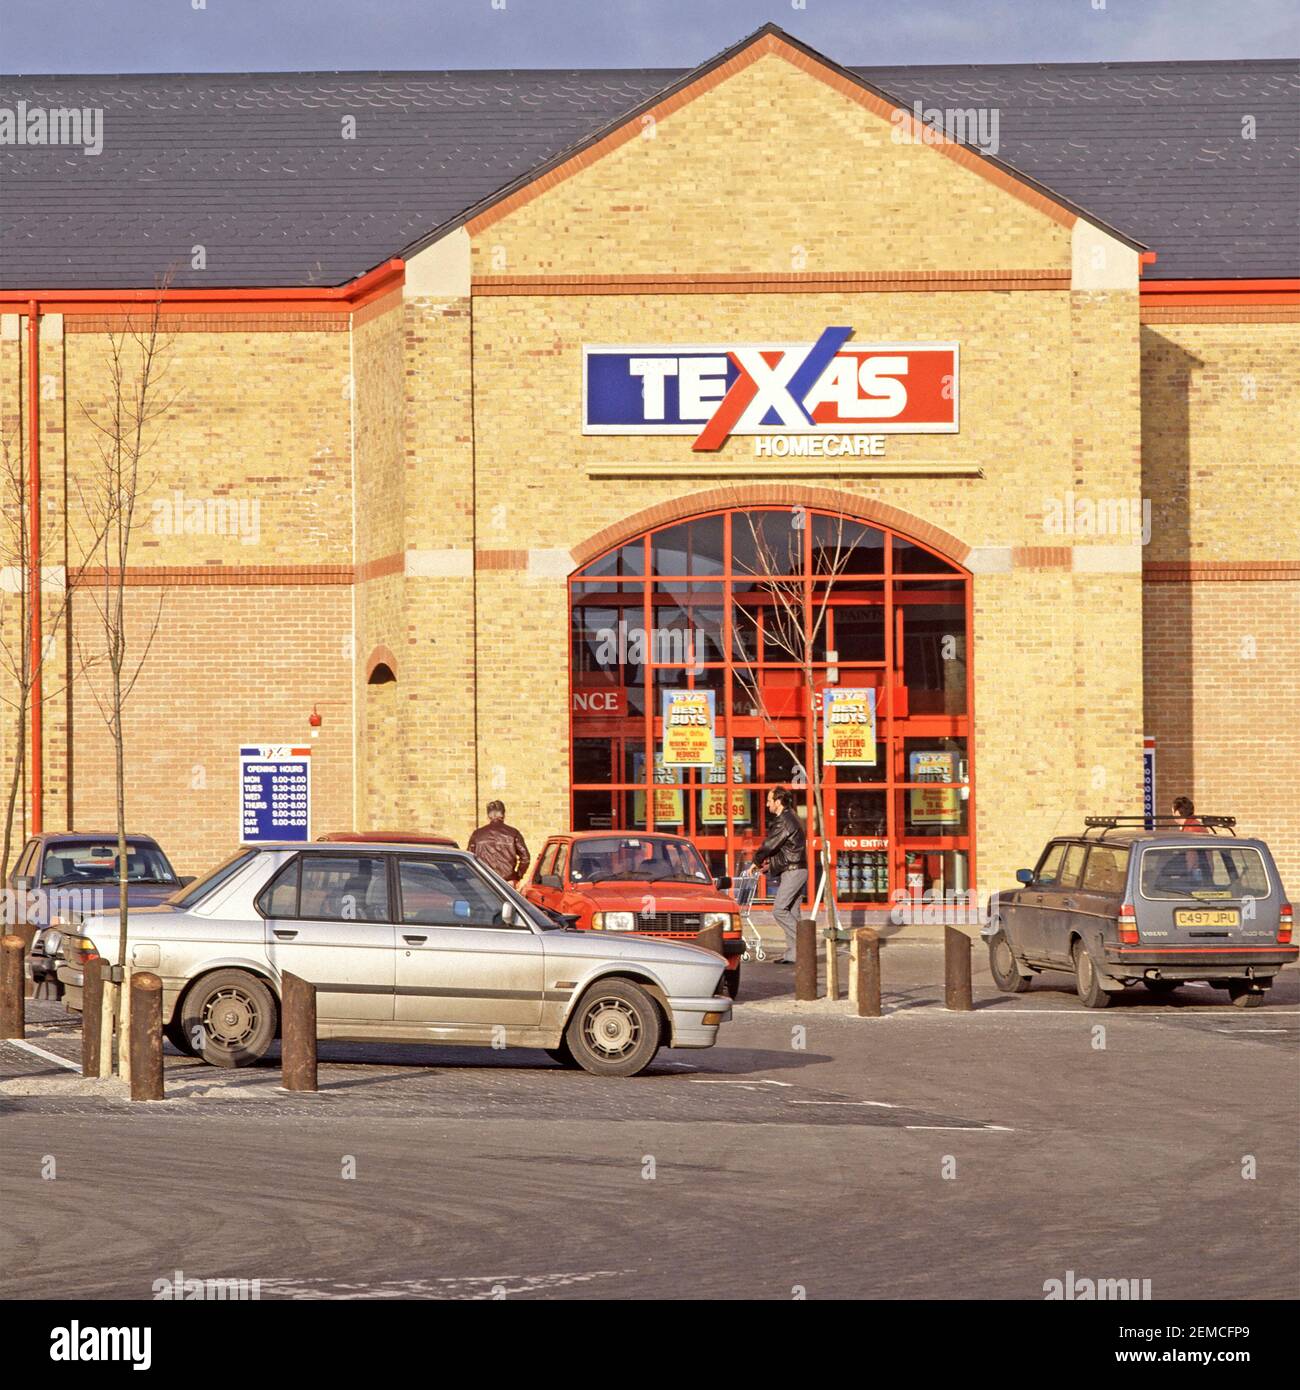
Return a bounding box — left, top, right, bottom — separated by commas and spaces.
6, 257, 404, 835
0, 257, 406, 316
1139, 277, 1300, 307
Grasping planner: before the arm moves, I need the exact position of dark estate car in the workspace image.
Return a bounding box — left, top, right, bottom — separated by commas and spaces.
8, 832, 187, 992
984, 817, 1296, 1008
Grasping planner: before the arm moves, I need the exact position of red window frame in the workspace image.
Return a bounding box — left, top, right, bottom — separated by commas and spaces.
567, 507, 976, 906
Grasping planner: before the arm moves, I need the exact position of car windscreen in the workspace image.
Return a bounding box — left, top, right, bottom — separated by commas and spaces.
41, 840, 178, 886
168, 848, 260, 908
1139, 845, 1272, 901
570, 837, 711, 885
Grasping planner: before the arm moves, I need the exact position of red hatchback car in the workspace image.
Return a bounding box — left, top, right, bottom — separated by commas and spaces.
525, 831, 745, 996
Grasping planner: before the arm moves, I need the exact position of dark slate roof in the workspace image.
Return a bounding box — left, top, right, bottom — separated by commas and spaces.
1, 52, 1295, 289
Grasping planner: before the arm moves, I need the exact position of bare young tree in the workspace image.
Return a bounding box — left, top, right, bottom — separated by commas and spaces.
72, 285, 175, 1076
732, 509, 872, 964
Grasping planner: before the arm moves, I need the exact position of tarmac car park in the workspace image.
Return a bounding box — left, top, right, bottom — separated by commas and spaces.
983, 816, 1296, 1007
54, 839, 732, 1077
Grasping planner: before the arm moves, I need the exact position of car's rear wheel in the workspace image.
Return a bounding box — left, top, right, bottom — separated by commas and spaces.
1228, 981, 1266, 1008
564, 978, 661, 1077
180, 970, 277, 1068
1142, 979, 1179, 996
988, 932, 1032, 993
1073, 941, 1111, 1008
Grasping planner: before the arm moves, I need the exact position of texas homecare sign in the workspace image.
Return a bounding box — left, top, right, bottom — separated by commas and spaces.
583, 327, 958, 453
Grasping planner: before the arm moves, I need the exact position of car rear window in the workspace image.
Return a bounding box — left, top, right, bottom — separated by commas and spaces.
1140, 845, 1272, 901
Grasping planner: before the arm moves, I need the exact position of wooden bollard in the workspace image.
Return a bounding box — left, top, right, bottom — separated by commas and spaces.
281, 972, 318, 1092
850, 928, 882, 1018
795, 917, 818, 1001
0, 934, 24, 1039
82, 957, 103, 1076
944, 925, 973, 1012
696, 922, 724, 957
128, 972, 165, 1101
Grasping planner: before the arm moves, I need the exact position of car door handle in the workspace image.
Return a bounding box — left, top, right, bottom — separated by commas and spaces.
272, 929, 298, 941
403, 934, 428, 945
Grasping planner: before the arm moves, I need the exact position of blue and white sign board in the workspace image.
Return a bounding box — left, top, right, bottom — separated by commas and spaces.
1142, 736, 1156, 832
240, 745, 312, 843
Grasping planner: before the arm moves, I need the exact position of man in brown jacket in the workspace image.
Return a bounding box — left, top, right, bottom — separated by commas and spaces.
468, 800, 531, 884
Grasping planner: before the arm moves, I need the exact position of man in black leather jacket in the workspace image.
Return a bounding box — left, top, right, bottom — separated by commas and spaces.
752, 786, 808, 963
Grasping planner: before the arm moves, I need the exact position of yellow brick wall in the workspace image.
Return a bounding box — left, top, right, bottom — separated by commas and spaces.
474, 50, 1071, 278
1141, 319, 1298, 886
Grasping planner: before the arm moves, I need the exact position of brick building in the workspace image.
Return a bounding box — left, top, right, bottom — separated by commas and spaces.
1, 25, 1296, 913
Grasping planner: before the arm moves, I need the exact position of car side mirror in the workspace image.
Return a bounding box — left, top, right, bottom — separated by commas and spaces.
1016, 868, 1034, 885
539, 873, 561, 889
500, 900, 516, 927
714, 875, 732, 892
12, 874, 34, 892
560, 913, 580, 928
178, 875, 196, 887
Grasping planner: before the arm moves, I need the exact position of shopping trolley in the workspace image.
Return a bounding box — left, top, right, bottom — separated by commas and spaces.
733, 867, 766, 962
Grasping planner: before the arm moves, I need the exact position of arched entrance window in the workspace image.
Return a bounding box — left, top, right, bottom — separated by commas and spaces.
569, 506, 974, 907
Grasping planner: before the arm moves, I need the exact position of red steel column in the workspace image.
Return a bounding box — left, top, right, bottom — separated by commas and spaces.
26, 302, 42, 833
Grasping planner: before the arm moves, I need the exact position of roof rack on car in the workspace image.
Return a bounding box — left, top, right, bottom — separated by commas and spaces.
1083, 815, 1237, 839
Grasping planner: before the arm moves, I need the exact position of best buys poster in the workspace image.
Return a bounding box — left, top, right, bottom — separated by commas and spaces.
823, 688, 877, 766
661, 689, 716, 767
908, 749, 961, 825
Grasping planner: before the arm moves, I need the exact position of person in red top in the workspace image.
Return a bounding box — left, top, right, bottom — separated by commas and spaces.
1173, 796, 1208, 833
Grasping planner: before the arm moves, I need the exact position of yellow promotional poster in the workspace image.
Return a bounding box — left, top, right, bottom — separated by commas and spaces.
823, 687, 877, 765
633, 752, 684, 825
661, 688, 716, 767
909, 750, 961, 825
701, 750, 752, 825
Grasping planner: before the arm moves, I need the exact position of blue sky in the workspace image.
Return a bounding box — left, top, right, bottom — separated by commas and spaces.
0, 0, 1294, 72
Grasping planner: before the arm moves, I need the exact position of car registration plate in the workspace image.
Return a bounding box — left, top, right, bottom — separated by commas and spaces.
1174, 908, 1239, 928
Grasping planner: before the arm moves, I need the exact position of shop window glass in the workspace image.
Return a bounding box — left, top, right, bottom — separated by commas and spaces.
812, 515, 885, 574
901, 603, 967, 715
893, 535, 959, 574
731, 509, 804, 577
651, 516, 725, 576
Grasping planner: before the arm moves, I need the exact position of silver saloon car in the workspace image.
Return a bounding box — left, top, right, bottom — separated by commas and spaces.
56, 841, 732, 1077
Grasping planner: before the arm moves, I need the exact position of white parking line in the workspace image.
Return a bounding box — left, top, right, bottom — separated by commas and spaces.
905, 1124, 1015, 1132
688, 1077, 793, 1086
0, 1038, 81, 1072
788, 1099, 898, 1108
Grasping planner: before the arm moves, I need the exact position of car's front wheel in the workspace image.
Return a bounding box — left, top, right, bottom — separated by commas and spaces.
564, 978, 662, 1077
987, 931, 1032, 993
1073, 941, 1112, 1008
180, 970, 277, 1067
